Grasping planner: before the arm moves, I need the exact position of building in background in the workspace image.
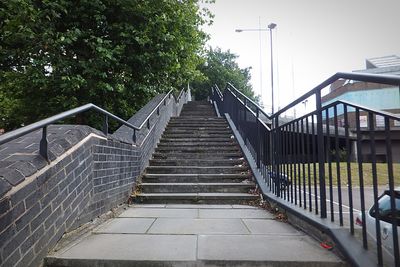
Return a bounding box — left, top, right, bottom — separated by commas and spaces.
322, 55, 400, 162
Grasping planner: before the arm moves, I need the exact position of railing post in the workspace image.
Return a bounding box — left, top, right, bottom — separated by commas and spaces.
256, 109, 260, 168
316, 91, 327, 218
103, 114, 108, 136
133, 129, 137, 143
39, 126, 49, 162
274, 116, 281, 197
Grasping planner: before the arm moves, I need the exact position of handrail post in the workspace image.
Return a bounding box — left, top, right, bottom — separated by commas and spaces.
39, 126, 49, 162
103, 114, 108, 136
256, 109, 261, 168
274, 116, 280, 197
133, 129, 137, 143
316, 91, 327, 218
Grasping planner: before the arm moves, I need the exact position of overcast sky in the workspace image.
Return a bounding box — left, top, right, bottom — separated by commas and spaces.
200, 0, 400, 112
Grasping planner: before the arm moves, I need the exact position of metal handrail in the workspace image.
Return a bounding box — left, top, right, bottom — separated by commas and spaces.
272, 72, 400, 118
225, 83, 272, 119
0, 88, 186, 161
214, 71, 400, 267
136, 89, 173, 129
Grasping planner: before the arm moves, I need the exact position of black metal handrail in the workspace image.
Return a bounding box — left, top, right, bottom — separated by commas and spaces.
226, 82, 272, 120
211, 72, 400, 267
272, 71, 400, 119
0, 88, 186, 162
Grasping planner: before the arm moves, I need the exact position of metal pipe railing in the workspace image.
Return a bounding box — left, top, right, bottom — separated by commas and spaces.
211, 72, 400, 267
0, 88, 186, 162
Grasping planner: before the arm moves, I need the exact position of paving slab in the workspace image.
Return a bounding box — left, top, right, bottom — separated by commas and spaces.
148, 218, 249, 234
130, 204, 166, 208
52, 234, 197, 261
199, 208, 274, 219
198, 234, 342, 263
242, 219, 303, 235
166, 204, 233, 209
47, 205, 346, 267
120, 208, 198, 218
232, 204, 258, 209
94, 218, 155, 234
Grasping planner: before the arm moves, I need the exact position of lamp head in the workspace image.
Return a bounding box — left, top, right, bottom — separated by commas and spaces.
268, 23, 277, 29
235, 29, 243, 32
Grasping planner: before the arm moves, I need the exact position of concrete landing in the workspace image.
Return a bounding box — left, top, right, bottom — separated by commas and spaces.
46, 205, 346, 267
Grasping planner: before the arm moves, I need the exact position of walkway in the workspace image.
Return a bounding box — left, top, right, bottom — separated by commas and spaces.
46, 204, 345, 267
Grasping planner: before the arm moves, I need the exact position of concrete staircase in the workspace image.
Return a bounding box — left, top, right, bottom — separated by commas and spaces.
135, 100, 258, 204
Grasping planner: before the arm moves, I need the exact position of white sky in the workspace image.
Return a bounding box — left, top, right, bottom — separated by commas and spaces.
200, 0, 400, 113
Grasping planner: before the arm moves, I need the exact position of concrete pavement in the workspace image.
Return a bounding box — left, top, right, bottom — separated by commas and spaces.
46, 204, 346, 267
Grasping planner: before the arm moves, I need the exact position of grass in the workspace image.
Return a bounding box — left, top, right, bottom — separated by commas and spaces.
279, 162, 400, 186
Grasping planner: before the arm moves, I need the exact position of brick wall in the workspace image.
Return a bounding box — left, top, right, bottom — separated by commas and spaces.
0, 89, 190, 267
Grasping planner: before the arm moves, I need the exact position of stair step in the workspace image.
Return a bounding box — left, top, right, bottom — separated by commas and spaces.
162, 134, 234, 138
146, 166, 248, 174
149, 159, 245, 166
160, 138, 234, 142
135, 193, 258, 204
140, 182, 254, 193
164, 130, 231, 134
157, 142, 236, 147
169, 119, 226, 122
154, 147, 240, 153
165, 126, 229, 130
152, 152, 243, 159
142, 173, 250, 183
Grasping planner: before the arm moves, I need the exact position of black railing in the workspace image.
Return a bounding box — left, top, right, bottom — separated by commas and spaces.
0, 89, 184, 162
211, 72, 400, 267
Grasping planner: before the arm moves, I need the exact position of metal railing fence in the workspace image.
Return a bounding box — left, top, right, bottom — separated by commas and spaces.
0, 88, 186, 162
211, 72, 400, 267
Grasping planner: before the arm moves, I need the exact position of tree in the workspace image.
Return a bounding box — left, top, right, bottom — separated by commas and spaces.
192, 47, 259, 102
0, 0, 210, 131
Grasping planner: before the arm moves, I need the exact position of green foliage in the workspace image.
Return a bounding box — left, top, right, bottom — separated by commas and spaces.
192, 47, 259, 102
0, 0, 210, 130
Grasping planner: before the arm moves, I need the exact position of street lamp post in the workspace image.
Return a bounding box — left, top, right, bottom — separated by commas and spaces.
236, 23, 277, 114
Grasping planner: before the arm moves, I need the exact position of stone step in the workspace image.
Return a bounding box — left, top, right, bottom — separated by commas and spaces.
149, 159, 245, 166
154, 146, 240, 153
135, 192, 258, 204
152, 152, 243, 159
140, 182, 254, 193
179, 113, 216, 117
160, 137, 234, 143
142, 174, 250, 183
169, 117, 226, 122
165, 125, 229, 130
163, 129, 232, 134
146, 166, 248, 174
162, 133, 233, 139
157, 142, 236, 147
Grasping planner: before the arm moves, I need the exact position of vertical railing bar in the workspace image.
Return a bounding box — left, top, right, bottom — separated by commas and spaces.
281, 124, 286, 200
289, 122, 294, 203
39, 126, 49, 162
326, 109, 334, 222
306, 116, 312, 212
297, 120, 302, 207
103, 114, 109, 136
256, 109, 261, 168
355, 108, 367, 249
344, 105, 354, 235
384, 116, 399, 267
295, 120, 299, 206
301, 119, 307, 209
333, 105, 343, 226
369, 112, 383, 266
316, 90, 327, 218
312, 114, 318, 214
285, 124, 290, 200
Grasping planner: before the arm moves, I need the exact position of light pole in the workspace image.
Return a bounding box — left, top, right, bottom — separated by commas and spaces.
236, 23, 277, 114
